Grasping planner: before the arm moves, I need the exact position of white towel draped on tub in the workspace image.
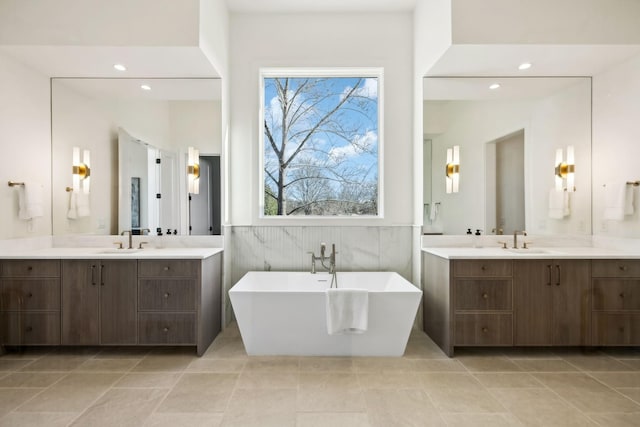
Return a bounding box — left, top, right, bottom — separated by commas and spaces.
604, 182, 634, 220
325, 288, 369, 335
548, 188, 570, 219
17, 183, 44, 220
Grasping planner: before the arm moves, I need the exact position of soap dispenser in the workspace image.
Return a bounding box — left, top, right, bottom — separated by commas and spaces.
473, 229, 483, 248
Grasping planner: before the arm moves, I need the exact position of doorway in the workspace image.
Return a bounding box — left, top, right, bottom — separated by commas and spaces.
189, 155, 221, 235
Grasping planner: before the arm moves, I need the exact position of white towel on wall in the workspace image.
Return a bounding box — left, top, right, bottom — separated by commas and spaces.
76, 191, 91, 218
604, 182, 634, 220
17, 183, 44, 220
325, 288, 368, 335
548, 188, 570, 219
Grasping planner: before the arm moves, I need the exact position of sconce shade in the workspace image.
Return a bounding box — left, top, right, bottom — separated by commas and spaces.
72, 146, 91, 193
555, 145, 575, 192
445, 145, 460, 193
187, 146, 200, 194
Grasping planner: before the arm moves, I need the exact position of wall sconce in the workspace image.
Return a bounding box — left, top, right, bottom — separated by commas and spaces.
555, 145, 575, 192
445, 145, 460, 193
72, 146, 91, 194
187, 146, 200, 194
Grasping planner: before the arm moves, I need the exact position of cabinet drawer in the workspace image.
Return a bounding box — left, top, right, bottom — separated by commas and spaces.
1, 260, 60, 278
138, 279, 196, 311
593, 279, 640, 311
0, 312, 60, 345
454, 313, 513, 346
1, 279, 60, 311
138, 260, 199, 278
592, 260, 640, 278
454, 260, 512, 277
138, 313, 195, 344
454, 279, 512, 311
592, 313, 640, 345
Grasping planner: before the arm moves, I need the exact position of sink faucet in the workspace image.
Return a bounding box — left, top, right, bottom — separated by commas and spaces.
513, 230, 527, 249
121, 230, 133, 249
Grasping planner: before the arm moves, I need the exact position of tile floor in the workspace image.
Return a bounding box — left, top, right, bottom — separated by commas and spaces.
0, 325, 638, 426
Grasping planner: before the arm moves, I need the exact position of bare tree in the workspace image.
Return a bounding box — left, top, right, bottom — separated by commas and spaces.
264, 76, 378, 215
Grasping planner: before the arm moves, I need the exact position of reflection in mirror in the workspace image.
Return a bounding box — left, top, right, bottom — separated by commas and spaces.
189, 155, 221, 235
423, 77, 591, 236
51, 78, 222, 236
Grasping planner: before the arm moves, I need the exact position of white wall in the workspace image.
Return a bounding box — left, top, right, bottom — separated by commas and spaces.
593, 52, 640, 238
0, 52, 51, 239
229, 12, 414, 226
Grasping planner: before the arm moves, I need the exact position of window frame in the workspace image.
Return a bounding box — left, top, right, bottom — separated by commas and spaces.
258, 67, 384, 219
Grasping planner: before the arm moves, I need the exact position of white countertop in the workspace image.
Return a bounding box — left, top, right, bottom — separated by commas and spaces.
0, 247, 223, 260
422, 246, 640, 260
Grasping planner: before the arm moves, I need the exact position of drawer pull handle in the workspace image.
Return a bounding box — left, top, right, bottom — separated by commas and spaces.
619, 265, 628, 271
25, 326, 33, 332
27, 266, 33, 271
163, 266, 170, 271
481, 265, 486, 271
164, 292, 171, 298
163, 327, 170, 333
547, 265, 552, 286
27, 292, 33, 298
619, 327, 625, 333
620, 293, 625, 298
481, 327, 489, 333
482, 293, 488, 299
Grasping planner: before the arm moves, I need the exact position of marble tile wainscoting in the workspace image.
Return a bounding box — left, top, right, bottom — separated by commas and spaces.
226, 226, 414, 323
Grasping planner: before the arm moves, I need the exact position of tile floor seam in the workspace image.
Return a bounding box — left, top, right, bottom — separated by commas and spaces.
582, 369, 640, 406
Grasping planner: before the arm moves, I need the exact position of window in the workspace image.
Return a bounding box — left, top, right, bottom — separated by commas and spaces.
260, 68, 382, 217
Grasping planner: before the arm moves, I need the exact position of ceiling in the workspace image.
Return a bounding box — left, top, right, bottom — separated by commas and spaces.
54, 78, 222, 101
426, 44, 640, 77
225, 0, 416, 13
423, 77, 588, 101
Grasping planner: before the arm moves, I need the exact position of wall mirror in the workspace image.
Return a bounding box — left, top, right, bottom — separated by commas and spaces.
423, 77, 592, 236
51, 78, 222, 236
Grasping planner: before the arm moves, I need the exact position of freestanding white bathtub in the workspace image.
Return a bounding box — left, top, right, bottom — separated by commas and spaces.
228, 271, 422, 356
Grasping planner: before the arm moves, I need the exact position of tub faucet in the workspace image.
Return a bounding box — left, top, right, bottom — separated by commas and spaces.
513, 230, 527, 249
307, 243, 338, 286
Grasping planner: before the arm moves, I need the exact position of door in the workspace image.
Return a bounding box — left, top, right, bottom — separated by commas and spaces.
62, 260, 100, 345
552, 259, 590, 345
514, 260, 554, 345
99, 260, 137, 344
189, 155, 221, 235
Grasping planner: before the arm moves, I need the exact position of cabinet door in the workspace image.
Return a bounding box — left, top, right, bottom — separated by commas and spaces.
553, 260, 590, 345
100, 260, 137, 345
62, 260, 100, 345
514, 260, 555, 345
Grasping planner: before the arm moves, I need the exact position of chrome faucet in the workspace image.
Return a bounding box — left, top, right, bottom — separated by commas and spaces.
513, 230, 527, 249
121, 230, 133, 249
308, 243, 338, 287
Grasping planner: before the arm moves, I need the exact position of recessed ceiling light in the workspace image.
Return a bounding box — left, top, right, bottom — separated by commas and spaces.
140, 84, 151, 91
113, 64, 126, 71
518, 62, 532, 70
489, 83, 501, 90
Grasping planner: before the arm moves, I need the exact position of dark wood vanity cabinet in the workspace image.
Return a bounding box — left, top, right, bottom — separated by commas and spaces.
453, 260, 513, 347
2, 253, 221, 355
592, 259, 640, 345
514, 259, 590, 346
423, 253, 593, 356
61, 259, 137, 345
0, 260, 61, 345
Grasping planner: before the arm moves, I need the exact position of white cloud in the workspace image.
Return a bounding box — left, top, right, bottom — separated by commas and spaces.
341, 78, 378, 101
328, 130, 378, 162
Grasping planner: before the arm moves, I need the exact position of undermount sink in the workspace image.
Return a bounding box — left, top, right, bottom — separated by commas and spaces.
504, 248, 562, 255
97, 248, 141, 254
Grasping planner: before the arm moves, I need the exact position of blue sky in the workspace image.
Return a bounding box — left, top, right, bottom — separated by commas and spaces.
263, 76, 379, 195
